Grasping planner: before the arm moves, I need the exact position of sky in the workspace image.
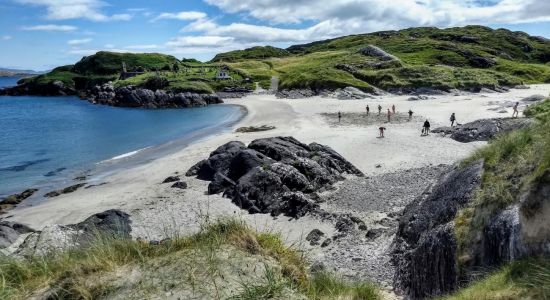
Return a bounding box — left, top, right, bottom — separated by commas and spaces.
1, 0, 550, 71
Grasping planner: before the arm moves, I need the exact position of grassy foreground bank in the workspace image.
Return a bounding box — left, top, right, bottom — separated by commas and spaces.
0, 219, 380, 299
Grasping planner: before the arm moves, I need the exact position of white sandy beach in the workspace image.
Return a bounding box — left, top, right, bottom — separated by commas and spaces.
4, 84, 550, 289
7, 85, 549, 225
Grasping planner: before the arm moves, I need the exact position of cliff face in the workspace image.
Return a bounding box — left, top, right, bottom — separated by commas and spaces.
392, 161, 483, 299
393, 161, 550, 299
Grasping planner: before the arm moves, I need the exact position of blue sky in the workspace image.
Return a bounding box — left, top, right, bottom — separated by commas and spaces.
1, 0, 550, 71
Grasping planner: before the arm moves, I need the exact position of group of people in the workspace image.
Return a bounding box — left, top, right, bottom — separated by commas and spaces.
337, 98, 524, 139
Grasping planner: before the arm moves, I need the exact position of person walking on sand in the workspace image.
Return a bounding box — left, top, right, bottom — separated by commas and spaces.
366, 105, 370, 116
512, 102, 519, 118
379, 126, 386, 138
408, 109, 413, 121
450, 113, 456, 127
422, 119, 431, 135
387, 108, 391, 122
338, 111, 342, 123
378, 104, 382, 115
392, 104, 396, 114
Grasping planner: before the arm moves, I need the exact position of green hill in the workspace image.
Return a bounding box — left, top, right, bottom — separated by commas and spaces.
11, 26, 550, 95
211, 46, 291, 62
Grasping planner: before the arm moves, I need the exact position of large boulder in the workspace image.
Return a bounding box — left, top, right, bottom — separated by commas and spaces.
0, 221, 35, 249
187, 137, 363, 217
359, 45, 399, 61
432, 118, 533, 143
16, 209, 131, 256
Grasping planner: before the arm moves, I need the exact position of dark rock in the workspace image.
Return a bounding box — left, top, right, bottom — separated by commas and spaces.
468, 56, 497, 68
44, 183, 86, 198
432, 118, 533, 143
85, 84, 223, 109
306, 229, 325, 245
162, 176, 180, 183
276, 89, 316, 99
359, 45, 398, 61
1, 188, 38, 206
235, 125, 276, 133
366, 228, 385, 239
335, 216, 355, 232
171, 181, 188, 189
0, 221, 35, 248
187, 137, 362, 218
208, 172, 236, 195
321, 238, 332, 248
521, 94, 546, 102
73, 209, 131, 239
392, 161, 483, 298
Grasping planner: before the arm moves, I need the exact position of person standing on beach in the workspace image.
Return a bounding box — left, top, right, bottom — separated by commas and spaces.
387, 109, 391, 122
512, 102, 519, 118
450, 113, 456, 127
392, 104, 396, 114
422, 119, 430, 135
379, 126, 386, 138
338, 111, 342, 123
408, 109, 413, 121
366, 105, 370, 116
378, 105, 382, 115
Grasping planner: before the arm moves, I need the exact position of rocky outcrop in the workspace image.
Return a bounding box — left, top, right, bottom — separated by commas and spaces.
0, 221, 35, 249
86, 83, 223, 108
16, 209, 131, 256
186, 137, 363, 218
0, 188, 38, 214
44, 183, 86, 198
359, 45, 399, 61
432, 118, 533, 142
521, 94, 546, 103
276, 89, 317, 99
392, 161, 483, 299
0, 80, 76, 96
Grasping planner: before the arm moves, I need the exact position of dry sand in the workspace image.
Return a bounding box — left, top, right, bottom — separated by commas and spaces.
4, 84, 550, 291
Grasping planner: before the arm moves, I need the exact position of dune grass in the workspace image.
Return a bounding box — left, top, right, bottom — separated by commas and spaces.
0, 218, 380, 299
442, 258, 550, 300
455, 99, 550, 267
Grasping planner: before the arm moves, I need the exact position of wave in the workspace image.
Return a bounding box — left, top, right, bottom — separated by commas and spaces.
99, 147, 152, 163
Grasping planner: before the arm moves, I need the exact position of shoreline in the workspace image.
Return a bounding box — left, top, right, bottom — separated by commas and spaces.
2, 84, 550, 289
5, 85, 550, 226
0, 100, 246, 204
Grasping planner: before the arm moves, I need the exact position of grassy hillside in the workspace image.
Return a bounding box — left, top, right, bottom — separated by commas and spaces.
0, 219, 380, 299
211, 46, 291, 62
13, 26, 550, 94
226, 26, 550, 92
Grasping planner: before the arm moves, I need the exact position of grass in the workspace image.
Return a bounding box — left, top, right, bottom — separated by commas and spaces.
441, 258, 550, 300
17, 26, 550, 94
0, 218, 380, 299
455, 99, 550, 268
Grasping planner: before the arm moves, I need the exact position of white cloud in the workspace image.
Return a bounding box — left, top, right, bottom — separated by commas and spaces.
15, 0, 133, 22
104, 44, 115, 48
166, 36, 234, 48
2, 35, 13, 40
125, 44, 160, 50
68, 38, 92, 45
151, 11, 207, 22
205, 0, 550, 29
22, 24, 78, 31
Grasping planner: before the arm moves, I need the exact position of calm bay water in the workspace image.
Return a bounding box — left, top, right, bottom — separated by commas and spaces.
0, 77, 243, 197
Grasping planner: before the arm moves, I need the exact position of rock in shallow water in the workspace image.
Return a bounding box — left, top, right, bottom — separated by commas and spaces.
187, 136, 363, 218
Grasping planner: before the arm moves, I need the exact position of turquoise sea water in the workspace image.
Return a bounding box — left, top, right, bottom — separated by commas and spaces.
0, 77, 243, 198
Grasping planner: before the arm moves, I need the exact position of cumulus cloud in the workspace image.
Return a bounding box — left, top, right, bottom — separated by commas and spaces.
22, 24, 78, 31
67, 38, 92, 45
125, 44, 160, 50
205, 0, 550, 26
151, 11, 207, 22
166, 36, 234, 48
15, 0, 133, 22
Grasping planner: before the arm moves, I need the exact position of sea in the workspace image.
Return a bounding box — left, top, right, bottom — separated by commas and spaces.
0, 76, 244, 198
